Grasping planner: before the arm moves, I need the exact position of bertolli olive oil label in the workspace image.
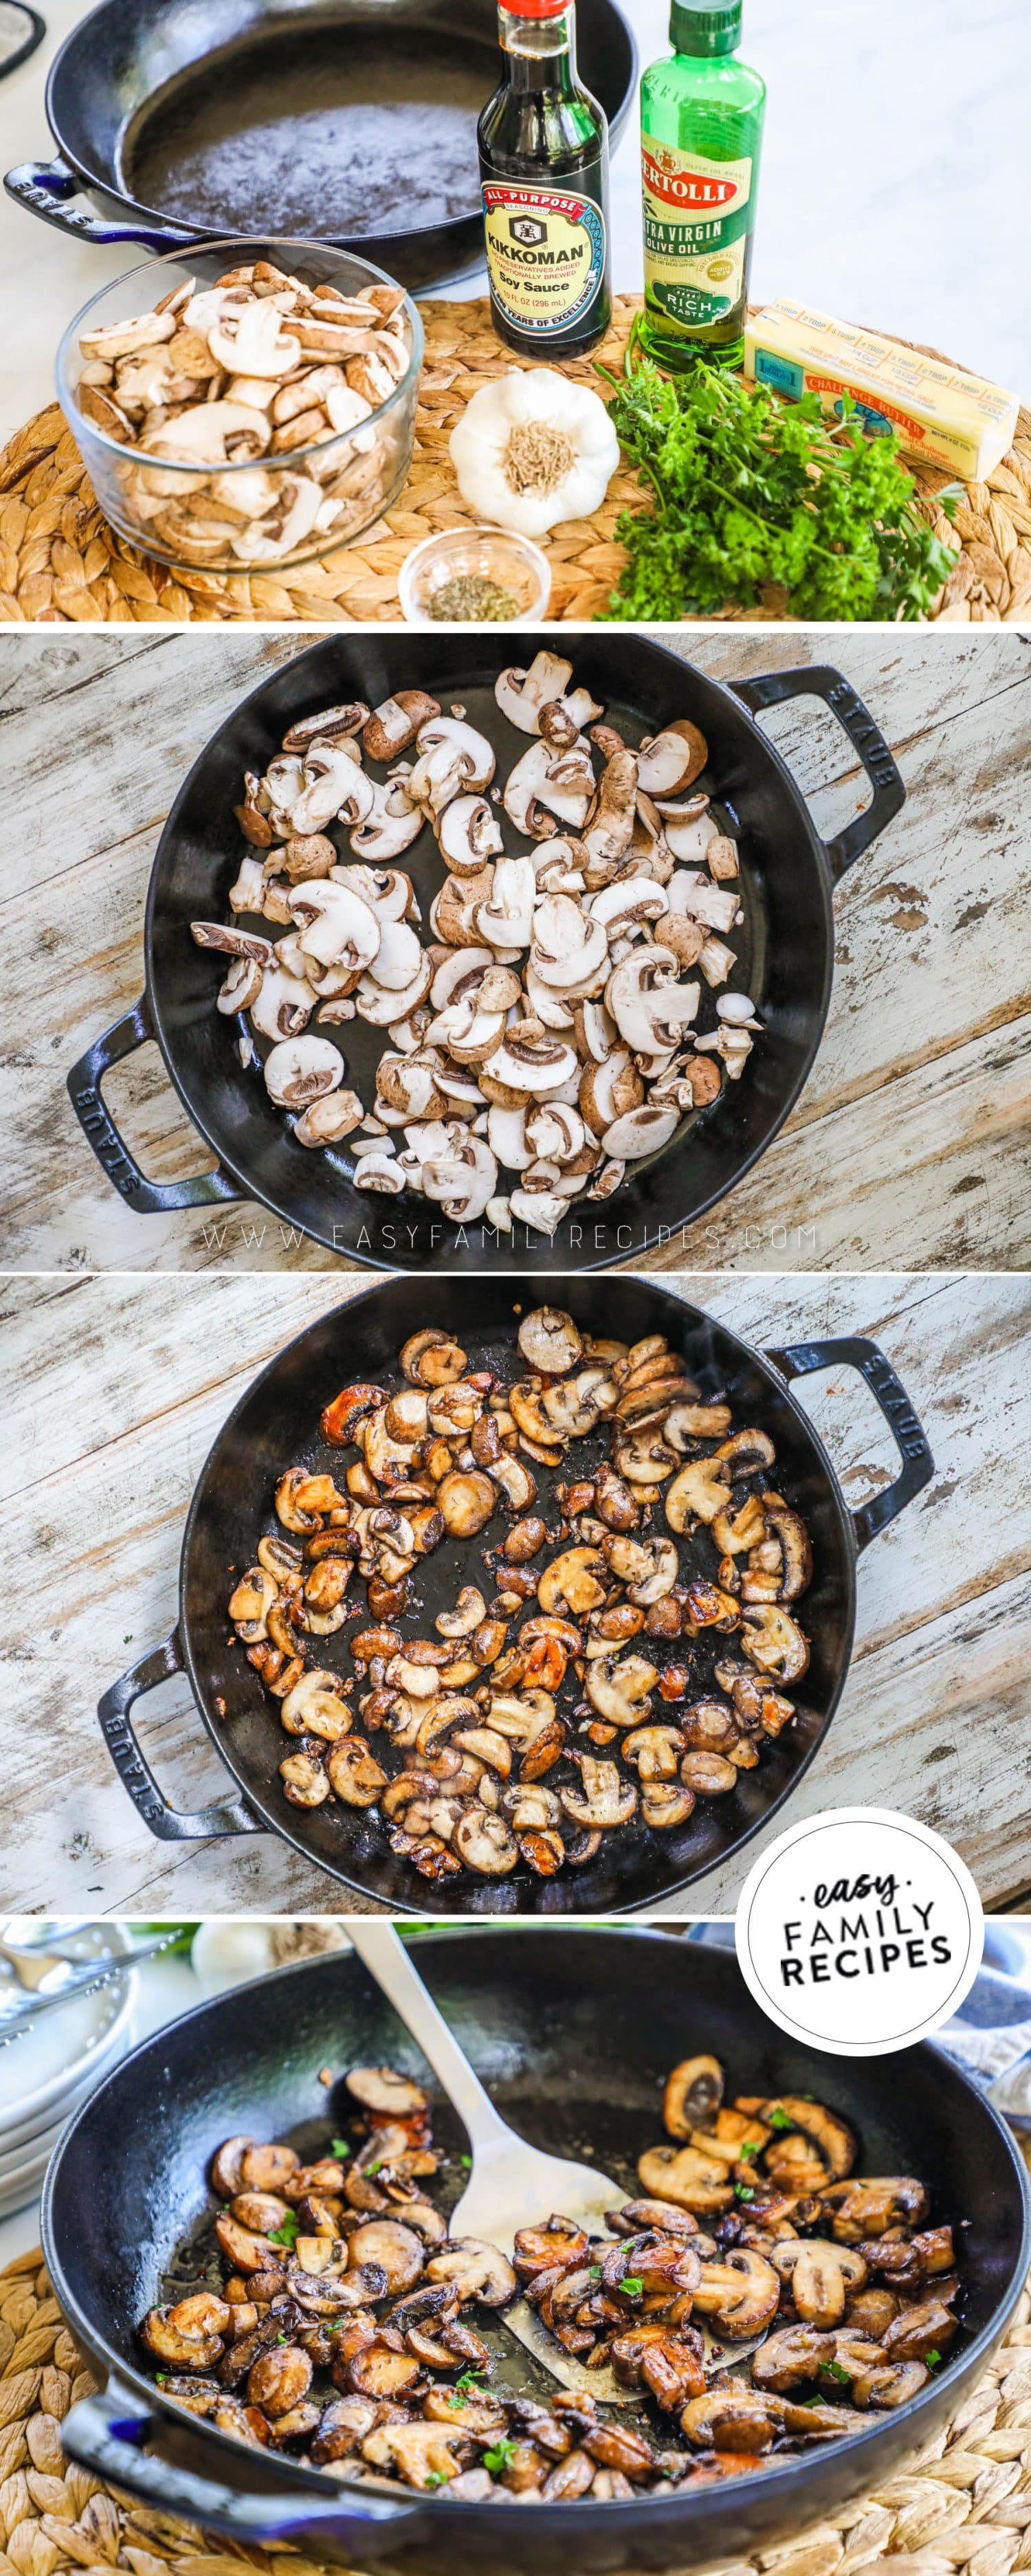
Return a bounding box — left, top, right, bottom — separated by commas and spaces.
643, 141, 753, 328
483, 179, 608, 342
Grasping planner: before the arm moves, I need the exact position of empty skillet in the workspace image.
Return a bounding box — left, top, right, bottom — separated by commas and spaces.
5, 0, 636, 289
98, 1273, 933, 1914
67, 633, 905, 1275
46, 1931, 1031, 2575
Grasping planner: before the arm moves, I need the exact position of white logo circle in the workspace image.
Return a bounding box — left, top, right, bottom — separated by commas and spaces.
735, 1807, 984, 2056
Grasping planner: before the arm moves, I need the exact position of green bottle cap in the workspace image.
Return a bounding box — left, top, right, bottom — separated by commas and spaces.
670, 0, 742, 56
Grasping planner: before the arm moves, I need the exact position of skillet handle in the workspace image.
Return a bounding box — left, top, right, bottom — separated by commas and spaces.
766, 1335, 934, 1553
730, 664, 906, 880
99, 1632, 262, 1841
67, 997, 243, 1217
4, 157, 194, 250
60, 2390, 425, 2553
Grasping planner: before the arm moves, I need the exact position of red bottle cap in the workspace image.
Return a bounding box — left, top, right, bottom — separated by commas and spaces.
504, 0, 569, 16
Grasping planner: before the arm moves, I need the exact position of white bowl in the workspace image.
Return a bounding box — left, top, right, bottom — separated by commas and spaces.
0, 1929, 137, 2146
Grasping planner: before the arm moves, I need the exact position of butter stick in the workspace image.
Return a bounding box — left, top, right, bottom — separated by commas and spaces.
744, 298, 1018, 482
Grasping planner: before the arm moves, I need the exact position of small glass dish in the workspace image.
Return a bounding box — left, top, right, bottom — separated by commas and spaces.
399, 523, 553, 625
56, 237, 424, 579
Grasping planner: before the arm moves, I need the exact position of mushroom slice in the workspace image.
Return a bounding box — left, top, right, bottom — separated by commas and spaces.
362, 691, 441, 762
351, 776, 423, 861
657, 2062, 725, 2148
291, 880, 381, 973
346, 2220, 426, 2294
142, 2293, 232, 2369
361, 2419, 470, 2489
344, 2063, 429, 2117
636, 721, 708, 798
559, 1758, 637, 1830
452, 1810, 519, 1876
439, 792, 505, 872
400, 1330, 468, 1387
263, 1035, 344, 1111
250, 962, 314, 1041
496, 653, 575, 733
518, 1304, 584, 1374
537, 1547, 606, 1618
436, 1586, 487, 1639
436, 1471, 496, 1537
740, 1606, 810, 1683
762, 1500, 814, 1603
484, 1028, 578, 1097
665, 1457, 732, 1533
541, 1365, 616, 1440
636, 2143, 734, 2215
530, 895, 608, 992
606, 950, 700, 1057
505, 739, 594, 838
603, 1535, 678, 1605
325, 1737, 388, 1806
474, 853, 535, 951
602, 1104, 680, 1163
425, 2239, 518, 2305
621, 1725, 685, 1781
280, 1671, 351, 1742
586, 1654, 658, 1729
581, 748, 639, 880
293, 1090, 364, 1147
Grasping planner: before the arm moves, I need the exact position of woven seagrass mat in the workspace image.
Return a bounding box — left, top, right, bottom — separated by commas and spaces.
1, 296, 1030, 626
6, 2201, 1031, 2576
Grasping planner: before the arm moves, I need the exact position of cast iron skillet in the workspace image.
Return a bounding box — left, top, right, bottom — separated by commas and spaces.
98, 1274, 933, 1914
4, 0, 636, 290
45, 1932, 1031, 2575
67, 634, 905, 1276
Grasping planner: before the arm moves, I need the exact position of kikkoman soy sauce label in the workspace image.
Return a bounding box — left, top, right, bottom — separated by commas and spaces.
643, 140, 752, 326
483, 181, 607, 337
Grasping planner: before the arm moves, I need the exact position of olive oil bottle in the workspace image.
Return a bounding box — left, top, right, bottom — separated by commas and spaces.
640, 0, 766, 369
478, 0, 612, 359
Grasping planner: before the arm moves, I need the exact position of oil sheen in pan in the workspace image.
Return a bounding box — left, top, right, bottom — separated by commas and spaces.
118, 25, 496, 237
221, 680, 757, 1207
223, 1309, 816, 1889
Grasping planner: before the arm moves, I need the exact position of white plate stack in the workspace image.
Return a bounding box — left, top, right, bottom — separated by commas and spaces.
0, 1929, 137, 2217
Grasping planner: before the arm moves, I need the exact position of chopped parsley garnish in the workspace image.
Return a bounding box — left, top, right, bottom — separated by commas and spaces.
366, 2161, 383, 2177
819, 2360, 851, 2385
734, 2184, 755, 2202
459, 2154, 473, 2169
598, 343, 956, 625
588, 2265, 603, 2280
331, 2139, 350, 2159
276, 2333, 289, 2344
738, 2140, 761, 2160
926, 2348, 941, 2368
267, 2211, 299, 2247
454, 2368, 484, 2392
621, 2275, 644, 2295
768, 2106, 793, 2131
424, 2470, 447, 2489
483, 2440, 518, 2474
155, 2373, 168, 2386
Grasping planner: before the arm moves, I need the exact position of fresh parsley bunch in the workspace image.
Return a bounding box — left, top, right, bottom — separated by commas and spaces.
599, 344, 955, 623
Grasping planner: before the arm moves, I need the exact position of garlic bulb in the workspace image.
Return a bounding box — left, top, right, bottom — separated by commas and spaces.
450, 368, 619, 537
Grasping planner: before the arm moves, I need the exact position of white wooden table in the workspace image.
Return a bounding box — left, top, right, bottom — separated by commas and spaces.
1, 0, 1026, 445
3, 1269, 1028, 1918
1, 628, 1028, 1276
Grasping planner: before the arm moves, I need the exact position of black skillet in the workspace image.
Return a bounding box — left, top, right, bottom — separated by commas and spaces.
67, 633, 905, 1276
45, 1931, 1031, 2575
98, 1273, 933, 1914
4, 0, 636, 290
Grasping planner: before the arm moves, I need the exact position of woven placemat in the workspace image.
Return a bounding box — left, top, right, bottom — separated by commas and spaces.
1, 297, 1030, 625
5, 2213, 1031, 2576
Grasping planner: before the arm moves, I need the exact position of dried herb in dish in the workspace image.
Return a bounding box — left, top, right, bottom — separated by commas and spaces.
426, 574, 521, 621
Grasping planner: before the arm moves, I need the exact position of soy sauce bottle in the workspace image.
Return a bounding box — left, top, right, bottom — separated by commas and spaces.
479, 0, 612, 359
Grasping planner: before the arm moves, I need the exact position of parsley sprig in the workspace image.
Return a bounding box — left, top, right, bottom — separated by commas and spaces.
597, 337, 955, 625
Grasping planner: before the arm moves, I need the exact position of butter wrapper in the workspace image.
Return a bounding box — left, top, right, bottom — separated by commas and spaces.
744, 298, 1018, 482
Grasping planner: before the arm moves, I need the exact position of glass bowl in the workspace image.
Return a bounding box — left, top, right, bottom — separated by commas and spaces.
399, 523, 553, 625
56, 237, 424, 578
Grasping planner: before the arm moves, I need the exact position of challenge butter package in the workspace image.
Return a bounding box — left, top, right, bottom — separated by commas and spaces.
744, 298, 1018, 481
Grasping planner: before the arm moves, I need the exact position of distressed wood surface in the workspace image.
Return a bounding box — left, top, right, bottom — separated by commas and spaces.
1, 630, 1028, 1273
3, 1269, 1028, 1918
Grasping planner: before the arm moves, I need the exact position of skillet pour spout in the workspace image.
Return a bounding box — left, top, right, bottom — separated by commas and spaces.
44, 1932, 1031, 2573
97, 1274, 933, 1912
66, 637, 905, 1273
